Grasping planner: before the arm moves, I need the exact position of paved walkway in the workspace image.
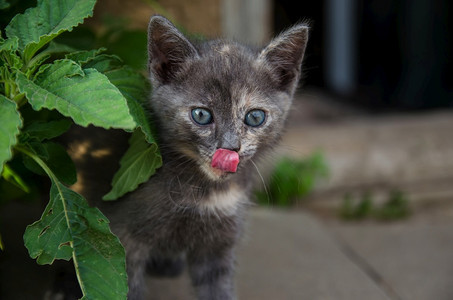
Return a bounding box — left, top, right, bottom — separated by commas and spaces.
3, 202, 450, 300
145, 207, 453, 300
236, 208, 389, 300
241, 208, 453, 300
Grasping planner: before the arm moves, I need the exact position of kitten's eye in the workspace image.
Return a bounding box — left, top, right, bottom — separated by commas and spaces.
244, 109, 266, 127
191, 108, 213, 125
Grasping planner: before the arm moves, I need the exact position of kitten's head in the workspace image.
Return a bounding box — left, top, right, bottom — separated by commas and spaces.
147, 15, 308, 181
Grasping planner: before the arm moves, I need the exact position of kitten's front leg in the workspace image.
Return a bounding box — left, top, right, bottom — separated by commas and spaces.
188, 248, 236, 300
126, 254, 147, 300
120, 235, 150, 300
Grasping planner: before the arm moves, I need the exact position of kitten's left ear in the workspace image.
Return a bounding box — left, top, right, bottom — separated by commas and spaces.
148, 15, 199, 86
258, 24, 309, 94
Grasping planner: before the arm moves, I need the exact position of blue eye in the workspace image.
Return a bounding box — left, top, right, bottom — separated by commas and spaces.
244, 109, 265, 127
191, 108, 213, 125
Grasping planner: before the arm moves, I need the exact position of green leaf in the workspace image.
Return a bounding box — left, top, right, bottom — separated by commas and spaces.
0, 95, 22, 173
25, 41, 79, 76
1, 163, 30, 193
0, 37, 23, 71
74, 53, 156, 144
42, 142, 77, 185
76, 53, 123, 73
24, 181, 73, 264
0, 36, 18, 52
103, 130, 162, 200
24, 119, 72, 141
65, 48, 107, 65
19, 145, 127, 298
22, 141, 77, 185
5, 0, 97, 61
103, 64, 156, 144
24, 180, 128, 298
0, 0, 10, 10
15, 59, 136, 130
44, 41, 79, 55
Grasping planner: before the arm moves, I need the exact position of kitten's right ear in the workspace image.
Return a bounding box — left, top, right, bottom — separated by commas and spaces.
147, 15, 199, 85
258, 23, 309, 94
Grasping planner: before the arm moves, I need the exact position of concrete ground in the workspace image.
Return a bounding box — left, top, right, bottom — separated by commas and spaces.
144, 206, 453, 300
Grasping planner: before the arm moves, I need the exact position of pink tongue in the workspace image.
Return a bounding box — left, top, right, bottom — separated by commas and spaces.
211, 148, 240, 173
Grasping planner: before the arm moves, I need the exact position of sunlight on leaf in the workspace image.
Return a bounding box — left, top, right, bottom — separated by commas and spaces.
1, 164, 30, 193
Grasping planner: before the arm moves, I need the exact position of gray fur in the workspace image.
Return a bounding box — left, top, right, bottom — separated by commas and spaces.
95, 15, 309, 299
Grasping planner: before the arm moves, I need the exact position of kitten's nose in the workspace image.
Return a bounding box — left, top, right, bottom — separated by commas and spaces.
218, 131, 241, 152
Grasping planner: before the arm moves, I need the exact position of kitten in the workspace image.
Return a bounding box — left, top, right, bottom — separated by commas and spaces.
91, 15, 308, 300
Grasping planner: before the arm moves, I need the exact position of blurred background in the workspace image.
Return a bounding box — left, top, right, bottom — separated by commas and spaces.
1, 0, 453, 299
80, 0, 453, 108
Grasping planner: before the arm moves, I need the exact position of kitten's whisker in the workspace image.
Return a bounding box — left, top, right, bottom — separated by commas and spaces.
278, 143, 304, 154
250, 159, 270, 205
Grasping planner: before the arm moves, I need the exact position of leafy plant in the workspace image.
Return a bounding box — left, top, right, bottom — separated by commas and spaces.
56, 15, 148, 70
255, 152, 329, 206
54, 7, 205, 71
0, 0, 162, 298
375, 190, 411, 220
340, 190, 411, 221
340, 192, 374, 220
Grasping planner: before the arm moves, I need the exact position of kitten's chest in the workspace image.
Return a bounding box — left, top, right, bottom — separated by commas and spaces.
161, 210, 240, 251
147, 185, 248, 251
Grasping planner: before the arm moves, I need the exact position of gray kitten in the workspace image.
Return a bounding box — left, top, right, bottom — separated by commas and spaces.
96, 15, 308, 300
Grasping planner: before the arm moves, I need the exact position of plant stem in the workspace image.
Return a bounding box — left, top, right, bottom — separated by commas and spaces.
13, 93, 26, 107
4, 80, 11, 98
24, 51, 47, 73
15, 146, 53, 181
